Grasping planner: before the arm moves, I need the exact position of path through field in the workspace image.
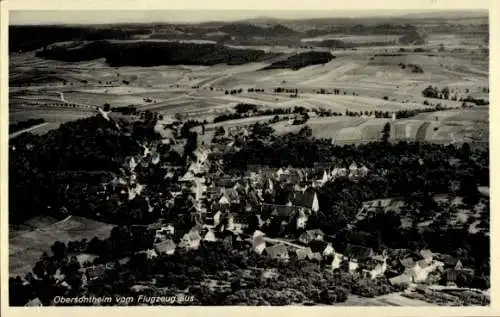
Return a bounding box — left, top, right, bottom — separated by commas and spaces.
9, 123, 49, 139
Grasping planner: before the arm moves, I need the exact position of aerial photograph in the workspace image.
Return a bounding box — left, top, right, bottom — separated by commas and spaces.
8, 9, 490, 307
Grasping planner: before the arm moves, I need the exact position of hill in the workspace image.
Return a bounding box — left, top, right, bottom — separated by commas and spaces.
9, 25, 150, 53
35, 40, 279, 66
219, 23, 299, 37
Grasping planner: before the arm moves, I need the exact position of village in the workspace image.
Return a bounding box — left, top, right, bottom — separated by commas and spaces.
36, 109, 483, 307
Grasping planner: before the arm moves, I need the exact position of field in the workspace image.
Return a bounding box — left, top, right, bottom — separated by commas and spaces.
336, 293, 434, 306
301, 34, 401, 44
9, 215, 114, 277
9, 20, 488, 144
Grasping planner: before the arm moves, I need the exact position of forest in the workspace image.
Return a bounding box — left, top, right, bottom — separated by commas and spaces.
261, 52, 335, 70
9, 25, 150, 53
34, 41, 277, 66
8, 114, 158, 224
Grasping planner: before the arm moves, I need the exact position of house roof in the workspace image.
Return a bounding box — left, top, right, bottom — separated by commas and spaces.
439, 254, 461, 267
389, 273, 412, 285
204, 230, 216, 239
223, 188, 240, 202
296, 247, 313, 260
388, 248, 412, 259
306, 229, 324, 236
372, 254, 386, 262
218, 195, 230, 205
420, 249, 433, 260
272, 205, 299, 218
362, 258, 383, 270
253, 230, 265, 239
308, 240, 330, 254
344, 244, 374, 260
253, 235, 266, 247
87, 265, 106, 280
265, 244, 289, 258
155, 239, 176, 254
293, 188, 317, 209
308, 252, 323, 261
400, 257, 416, 269
25, 298, 43, 306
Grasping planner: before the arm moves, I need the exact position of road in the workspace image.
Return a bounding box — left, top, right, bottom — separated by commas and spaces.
9, 122, 50, 139
263, 237, 306, 249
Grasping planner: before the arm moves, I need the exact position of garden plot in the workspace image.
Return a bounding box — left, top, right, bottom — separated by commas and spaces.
10, 216, 114, 277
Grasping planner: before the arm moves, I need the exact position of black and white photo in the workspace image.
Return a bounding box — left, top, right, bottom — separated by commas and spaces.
6, 7, 491, 308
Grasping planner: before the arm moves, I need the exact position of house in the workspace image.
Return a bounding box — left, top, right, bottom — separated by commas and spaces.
155, 225, 175, 241
356, 198, 404, 220
293, 187, 319, 212
309, 240, 334, 257
307, 251, 323, 262
318, 170, 330, 186
264, 244, 290, 261
349, 162, 358, 173
180, 171, 196, 182
328, 253, 344, 270
253, 230, 265, 239
179, 228, 201, 250
419, 249, 433, 264
25, 297, 43, 307
361, 256, 388, 279
348, 259, 359, 274
445, 269, 458, 286
296, 208, 309, 229
86, 264, 106, 281
253, 235, 267, 255
154, 239, 176, 255
299, 229, 325, 245
213, 211, 222, 226
400, 257, 441, 283
343, 244, 374, 262
389, 273, 413, 286
203, 229, 217, 242
296, 247, 313, 260
217, 230, 238, 249
137, 249, 158, 259
218, 195, 230, 205
359, 165, 369, 177
270, 204, 299, 221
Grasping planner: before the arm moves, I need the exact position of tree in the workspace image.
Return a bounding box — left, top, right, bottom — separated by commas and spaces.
299, 125, 312, 138
51, 241, 67, 259
33, 260, 45, 278
422, 86, 439, 98
184, 131, 198, 159
460, 142, 471, 160
441, 87, 450, 100
382, 122, 391, 143
214, 126, 225, 137
459, 174, 480, 206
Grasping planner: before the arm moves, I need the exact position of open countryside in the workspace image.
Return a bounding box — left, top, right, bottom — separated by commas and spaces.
9, 9, 489, 307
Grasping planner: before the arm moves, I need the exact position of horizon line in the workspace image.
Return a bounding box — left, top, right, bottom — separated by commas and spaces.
9, 9, 489, 26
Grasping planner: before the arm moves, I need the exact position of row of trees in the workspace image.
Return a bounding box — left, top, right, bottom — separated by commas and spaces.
422, 86, 489, 105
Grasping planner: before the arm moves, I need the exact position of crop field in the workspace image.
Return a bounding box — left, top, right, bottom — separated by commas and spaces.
301, 34, 401, 44
9, 215, 114, 277
9, 34, 488, 146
